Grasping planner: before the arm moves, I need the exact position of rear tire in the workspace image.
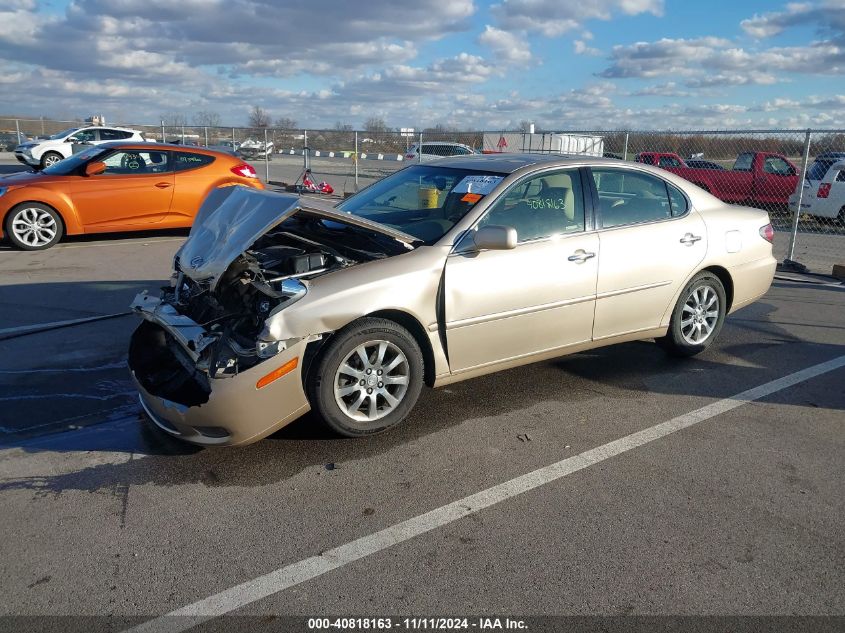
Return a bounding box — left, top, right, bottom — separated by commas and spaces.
4, 203, 63, 250
657, 272, 726, 357
308, 318, 424, 437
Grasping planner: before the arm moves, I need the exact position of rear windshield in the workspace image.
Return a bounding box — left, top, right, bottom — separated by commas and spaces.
807, 159, 837, 182
337, 165, 505, 243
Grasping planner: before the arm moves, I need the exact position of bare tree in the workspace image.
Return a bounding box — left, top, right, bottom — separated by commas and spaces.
193, 110, 221, 128
274, 116, 298, 129
364, 117, 389, 133
248, 106, 271, 128
334, 122, 353, 132
160, 112, 189, 127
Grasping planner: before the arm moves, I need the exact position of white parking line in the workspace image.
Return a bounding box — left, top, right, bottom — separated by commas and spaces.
0, 312, 130, 337
0, 237, 185, 254
123, 354, 845, 633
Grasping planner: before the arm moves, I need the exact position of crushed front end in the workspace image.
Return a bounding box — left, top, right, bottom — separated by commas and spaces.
127, 186, 417, 446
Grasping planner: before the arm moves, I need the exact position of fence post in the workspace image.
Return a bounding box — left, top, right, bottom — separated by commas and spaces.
232, 127, 236, 148
786, 129, 812, 264
204, 126, 208, 147
418, 132, 422, 163
354, 131, 359, 190
180, 125, 185, 144
15, 119, 21, 143
623, 132, 629, 161
264, 128, 270, 183
160, 120, 165, 143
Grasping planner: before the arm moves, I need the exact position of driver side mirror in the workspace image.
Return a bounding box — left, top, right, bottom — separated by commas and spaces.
84, 161, 106, 176
472, 225, 517, 251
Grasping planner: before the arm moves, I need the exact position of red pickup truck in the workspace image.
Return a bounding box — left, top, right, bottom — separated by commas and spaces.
635, 151, 799, 208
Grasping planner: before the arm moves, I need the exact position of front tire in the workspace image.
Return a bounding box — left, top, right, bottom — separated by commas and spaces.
657, 272, 726, 357
5, 203, 64, 250
308, 318, 424, 437
40, 151, 63, 169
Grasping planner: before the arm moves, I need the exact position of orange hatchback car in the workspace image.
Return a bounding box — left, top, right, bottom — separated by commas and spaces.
0, 142, 264, 250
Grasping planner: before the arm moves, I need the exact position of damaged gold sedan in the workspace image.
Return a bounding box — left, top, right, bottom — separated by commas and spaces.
129, 154, 776, 445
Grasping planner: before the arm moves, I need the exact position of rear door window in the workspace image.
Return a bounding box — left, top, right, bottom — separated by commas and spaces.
174, 152, 215, 171
100, 129, 133, 141
592, 168, 673, 228
733, 154, 754, 171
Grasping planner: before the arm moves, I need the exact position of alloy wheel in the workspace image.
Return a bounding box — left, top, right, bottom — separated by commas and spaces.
334, 340, 410, 422
680, 284, 720, 345
11, 207, 58, 248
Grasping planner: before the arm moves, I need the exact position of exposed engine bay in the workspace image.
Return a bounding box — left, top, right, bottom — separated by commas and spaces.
129, 187, 419, 407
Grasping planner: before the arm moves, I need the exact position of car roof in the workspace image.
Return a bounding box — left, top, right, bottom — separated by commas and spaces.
426, 152, 624, 173
91, 141, 235, 157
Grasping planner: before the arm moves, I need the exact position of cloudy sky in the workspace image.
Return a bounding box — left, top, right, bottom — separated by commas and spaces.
1, 0, 844, 129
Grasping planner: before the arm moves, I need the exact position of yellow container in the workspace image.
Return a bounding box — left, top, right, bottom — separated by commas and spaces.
419, 187, 439, 209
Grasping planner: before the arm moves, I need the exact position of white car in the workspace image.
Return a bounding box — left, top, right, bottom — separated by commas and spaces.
14, 126, 148, 169
789, 154, 845, 224
404, 142, 477, 162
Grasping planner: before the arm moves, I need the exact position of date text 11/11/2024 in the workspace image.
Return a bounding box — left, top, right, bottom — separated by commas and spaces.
307, 617, 528, 630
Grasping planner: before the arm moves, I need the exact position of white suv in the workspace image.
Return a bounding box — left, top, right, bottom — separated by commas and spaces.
14, 126, 148, 169
789, 152, 845, 224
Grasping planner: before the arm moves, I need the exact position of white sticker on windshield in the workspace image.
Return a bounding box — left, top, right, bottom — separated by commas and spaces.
453, 175, 503, 195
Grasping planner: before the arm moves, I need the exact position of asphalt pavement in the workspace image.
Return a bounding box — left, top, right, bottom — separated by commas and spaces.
0, 157, 843, 632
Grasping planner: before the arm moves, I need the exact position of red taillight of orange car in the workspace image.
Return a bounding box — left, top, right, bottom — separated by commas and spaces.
817, 183, 831, 198
759, 223, 774, 243
256, 357, 298, 389
231, 163, 258, 179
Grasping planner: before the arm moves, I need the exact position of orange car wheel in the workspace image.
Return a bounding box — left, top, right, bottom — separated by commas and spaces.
5, 203, 64, 250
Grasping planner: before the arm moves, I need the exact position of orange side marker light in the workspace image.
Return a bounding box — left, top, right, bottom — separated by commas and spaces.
256, 357, 299, 389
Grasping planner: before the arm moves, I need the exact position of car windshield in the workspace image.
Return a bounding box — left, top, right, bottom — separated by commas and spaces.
45, 127, 79, 141
41, 146, 107, 175
336, 165, 505, 243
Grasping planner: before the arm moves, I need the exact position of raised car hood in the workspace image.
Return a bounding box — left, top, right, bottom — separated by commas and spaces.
177, 185, 418, 288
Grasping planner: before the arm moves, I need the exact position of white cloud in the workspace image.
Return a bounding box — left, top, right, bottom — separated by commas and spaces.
574, 40, 602, 56
478, 25, 532, 63
491, 0, 663, 37
740, 2, 841, 39
600, 36, 845, 83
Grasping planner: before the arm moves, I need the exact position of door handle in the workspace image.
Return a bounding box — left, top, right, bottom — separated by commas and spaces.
155, 182, 171, 189
680, 233, 702, 245
568, 250, 596, 263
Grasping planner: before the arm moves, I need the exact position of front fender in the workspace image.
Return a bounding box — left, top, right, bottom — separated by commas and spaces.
0, 187, 82, 236
261, 246, 451, 374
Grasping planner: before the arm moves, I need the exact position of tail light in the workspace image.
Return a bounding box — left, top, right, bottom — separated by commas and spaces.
759, 223, 774, 243
817, 183, 831, 198
231, 163, 258, 179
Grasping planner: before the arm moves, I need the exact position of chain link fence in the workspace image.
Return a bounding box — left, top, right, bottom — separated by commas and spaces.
1, 118, 842, 276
